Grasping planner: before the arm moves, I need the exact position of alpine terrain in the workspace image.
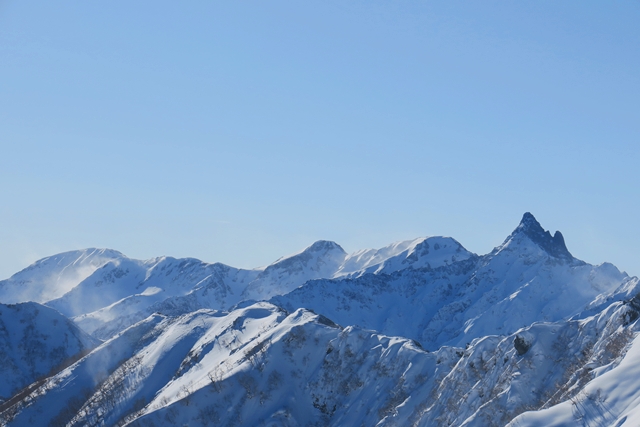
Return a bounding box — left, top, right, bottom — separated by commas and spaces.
1, 213, 639, 426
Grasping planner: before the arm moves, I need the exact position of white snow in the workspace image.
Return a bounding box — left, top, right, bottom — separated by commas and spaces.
0, 249, 122, 303
0, 213, 639, 427
0, 302, 99, 402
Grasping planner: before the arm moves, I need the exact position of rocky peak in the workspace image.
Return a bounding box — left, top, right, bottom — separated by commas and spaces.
513, 212, 574, 260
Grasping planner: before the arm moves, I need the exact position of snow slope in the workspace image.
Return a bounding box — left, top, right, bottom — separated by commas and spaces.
1, 212, 639, 427
69, 236, 477, 340
240, 240, 347, 301
2, 297, 638, 427
433, 299, 639, 426
0, 249, 122, 303
0, 302, 456, 426
273, 213, 632, 350
507, 296, 640, 427
0, 234, 482, 341
45, 256, 258, 318
337, 236, 474, 276
0, 302, 99, 403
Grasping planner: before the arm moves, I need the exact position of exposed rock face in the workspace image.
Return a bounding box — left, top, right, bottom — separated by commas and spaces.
514, 334, 530, 355
514, 212, 574, 261
1, 213, 640, 427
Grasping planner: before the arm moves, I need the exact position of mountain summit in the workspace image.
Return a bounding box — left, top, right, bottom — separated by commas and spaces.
0, 214, 639, 427
510, 212, 574, 260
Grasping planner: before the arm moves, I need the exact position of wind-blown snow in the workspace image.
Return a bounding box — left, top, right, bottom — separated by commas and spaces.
0, 249, 122, 303
0, 212, 639, 427
0, 235, 483, 341
2, 297, 638, 427
273, 216, 630, 350
0, 302, 99, 402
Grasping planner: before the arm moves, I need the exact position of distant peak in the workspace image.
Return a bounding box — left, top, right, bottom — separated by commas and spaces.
512, 212, 574, 260
519, 212, 541, 230
267, 240, 346, 267
516, 212, 549, 239
305, 240, 346, 254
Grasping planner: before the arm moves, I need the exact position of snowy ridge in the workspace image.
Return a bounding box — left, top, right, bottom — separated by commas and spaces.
335, 236, 473, 276
0, 212, 639, 426
0, 249, 123, 303
45, 256, 257, 318
338, 236, 473, 277
0, 302, 455, 426
240, 240, 347, 301
2, 298, 638, 426
0, 235, 483, 341
508, 324, 640, 427
273, 214, 630, 350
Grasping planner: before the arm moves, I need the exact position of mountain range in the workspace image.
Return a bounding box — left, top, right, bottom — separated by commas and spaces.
0, 213, 639, 426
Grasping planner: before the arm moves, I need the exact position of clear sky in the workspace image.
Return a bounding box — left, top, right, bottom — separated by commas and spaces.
1, 1, 639, 279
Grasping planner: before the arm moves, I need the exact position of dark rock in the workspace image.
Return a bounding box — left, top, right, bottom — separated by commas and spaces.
514, 334, 530, 356
628, 293, 640, 312
515, 213, 574, 261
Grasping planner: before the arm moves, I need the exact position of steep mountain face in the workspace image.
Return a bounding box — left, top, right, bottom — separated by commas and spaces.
0, 302, 460, 427
273, 213, 632, 350
423, 299, 639, 426
514, 212, 575, 261
508, 312, 640, 427
0, 212, 639, 427
0, 302, 99, 403
1, 299, 637, 427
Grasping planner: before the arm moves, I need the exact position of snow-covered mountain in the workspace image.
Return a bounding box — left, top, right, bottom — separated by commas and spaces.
0, 233, 482, 341
0, 212, 639, 426
2, 299, 638, 426
0, 249, 123, 304
337, 235, 474, 276
240, 240, 347, 301
0, 302, 99, 403
273, 213, 634, 349
509, 300, 640, 427
0, 244, 351, 340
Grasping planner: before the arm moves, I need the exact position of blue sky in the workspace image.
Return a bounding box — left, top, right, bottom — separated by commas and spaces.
1, 1, 639, 278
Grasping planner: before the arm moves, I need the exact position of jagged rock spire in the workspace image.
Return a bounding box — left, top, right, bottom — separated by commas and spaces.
514, 212, 574, 260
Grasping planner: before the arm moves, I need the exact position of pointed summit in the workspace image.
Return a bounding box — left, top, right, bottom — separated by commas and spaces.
513, 212, 574, 260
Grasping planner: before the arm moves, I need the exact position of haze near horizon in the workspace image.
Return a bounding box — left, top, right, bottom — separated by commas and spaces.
1, 1, 638, 279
